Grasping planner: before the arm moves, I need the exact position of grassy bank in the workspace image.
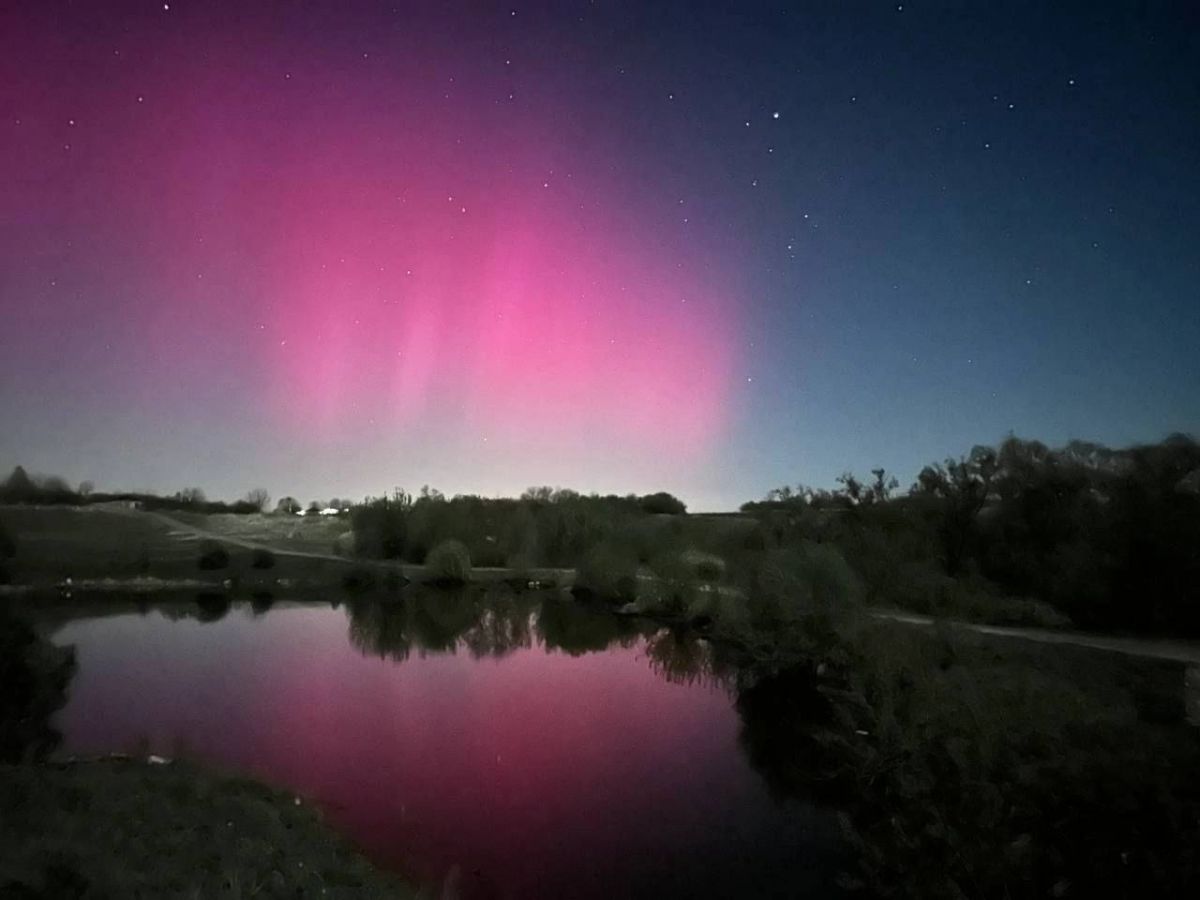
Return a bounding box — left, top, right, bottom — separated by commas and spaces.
0, 758, 412, 899
0, 505, 350, 588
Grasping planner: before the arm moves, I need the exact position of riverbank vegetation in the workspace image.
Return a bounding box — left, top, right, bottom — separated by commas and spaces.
0, 758, 413, 899
8, 432, 1196, 638
0, 601, 412, 898
743, 434, 1200, 636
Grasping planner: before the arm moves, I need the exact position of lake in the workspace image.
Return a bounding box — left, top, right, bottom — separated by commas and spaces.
48, 588, 845, 898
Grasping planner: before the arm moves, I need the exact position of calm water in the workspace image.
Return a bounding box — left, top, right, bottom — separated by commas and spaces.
49, 589, 844, 898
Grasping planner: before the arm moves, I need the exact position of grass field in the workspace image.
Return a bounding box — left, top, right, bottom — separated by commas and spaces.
0, 505, 573, 598
0, 505, 349, 589
165, 509, 354, 556
0, 758, 413, 899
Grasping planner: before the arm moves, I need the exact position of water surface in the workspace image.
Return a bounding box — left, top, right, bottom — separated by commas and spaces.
51, 590, 843, 898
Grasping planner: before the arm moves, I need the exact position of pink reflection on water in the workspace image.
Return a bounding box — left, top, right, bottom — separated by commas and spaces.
52, 604, 834, 899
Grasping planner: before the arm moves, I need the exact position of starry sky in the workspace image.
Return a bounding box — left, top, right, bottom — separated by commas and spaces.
2, 1, 1198, 510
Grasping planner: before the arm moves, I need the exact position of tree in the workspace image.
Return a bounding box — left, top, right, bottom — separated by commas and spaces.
913, 445, 998, 574
244, 488, 270, 512
639, 492, 687, 515
419, 485, 445, 503
177, 487, 206, 506
0, 467, 35, 503
275, 496, 301, 515
78, 480, 94, 497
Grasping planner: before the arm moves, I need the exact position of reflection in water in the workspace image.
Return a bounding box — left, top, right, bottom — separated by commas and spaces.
48, 590, 847, 899
733, 664, 844, 806
193, 592, 231, 623
536, 593, 642, 656
249, 592, 275, 616
644, 629, 733, 690
346, 587, 725, 690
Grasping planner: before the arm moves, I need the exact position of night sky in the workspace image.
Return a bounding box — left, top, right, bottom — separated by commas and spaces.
2, 1, 1197, 510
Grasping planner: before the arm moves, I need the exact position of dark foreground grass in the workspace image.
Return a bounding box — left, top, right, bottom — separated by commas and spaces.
0, 758, 413, 899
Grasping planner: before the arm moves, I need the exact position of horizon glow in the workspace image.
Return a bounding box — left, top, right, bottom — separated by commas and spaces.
2, 2, 1198, 509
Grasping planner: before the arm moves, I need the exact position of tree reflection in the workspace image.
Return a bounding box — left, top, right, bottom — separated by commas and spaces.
460, 588, 537, 659
0, 604, 76, 762
405, 587, 478, 653
643, 629, 732, 691
346, 596, 414, 662
193, 592, 231, 623
536, 593, 642, 655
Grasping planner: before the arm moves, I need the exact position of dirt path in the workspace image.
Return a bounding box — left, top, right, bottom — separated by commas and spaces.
871, 609, 1200, 666
143, 510, 576, 584
145, 511, 354, 563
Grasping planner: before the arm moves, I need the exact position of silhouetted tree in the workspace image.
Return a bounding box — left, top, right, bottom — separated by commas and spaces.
243, 488, 270, 512
913, 445, 998, 574
1, 466, 36, 503
176, 487, 206, 507
275, 496, 301, 515
639, 492, 687, 515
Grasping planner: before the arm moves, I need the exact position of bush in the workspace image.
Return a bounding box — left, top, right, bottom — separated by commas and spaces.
250, 548, 276, 570
574, 543, 639, 604
745, 542, 862, 644
425, 540, 472, 585
640, 552, 705, 618
680, 549, 725, 582
196, 541, 230, 571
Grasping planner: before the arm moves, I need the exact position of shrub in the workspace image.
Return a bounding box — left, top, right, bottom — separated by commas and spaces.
250, 548, 276, 570
746, 542, 862, 643
425, 540, 472, 585
680, 549, 725, 582
574, 543, 639, 604
196, 541, 230, 571
640, 552, 704, 618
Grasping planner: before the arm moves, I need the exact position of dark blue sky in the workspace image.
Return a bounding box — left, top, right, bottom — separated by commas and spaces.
631, 0, 1200, 501
1, 1, 1197, 509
